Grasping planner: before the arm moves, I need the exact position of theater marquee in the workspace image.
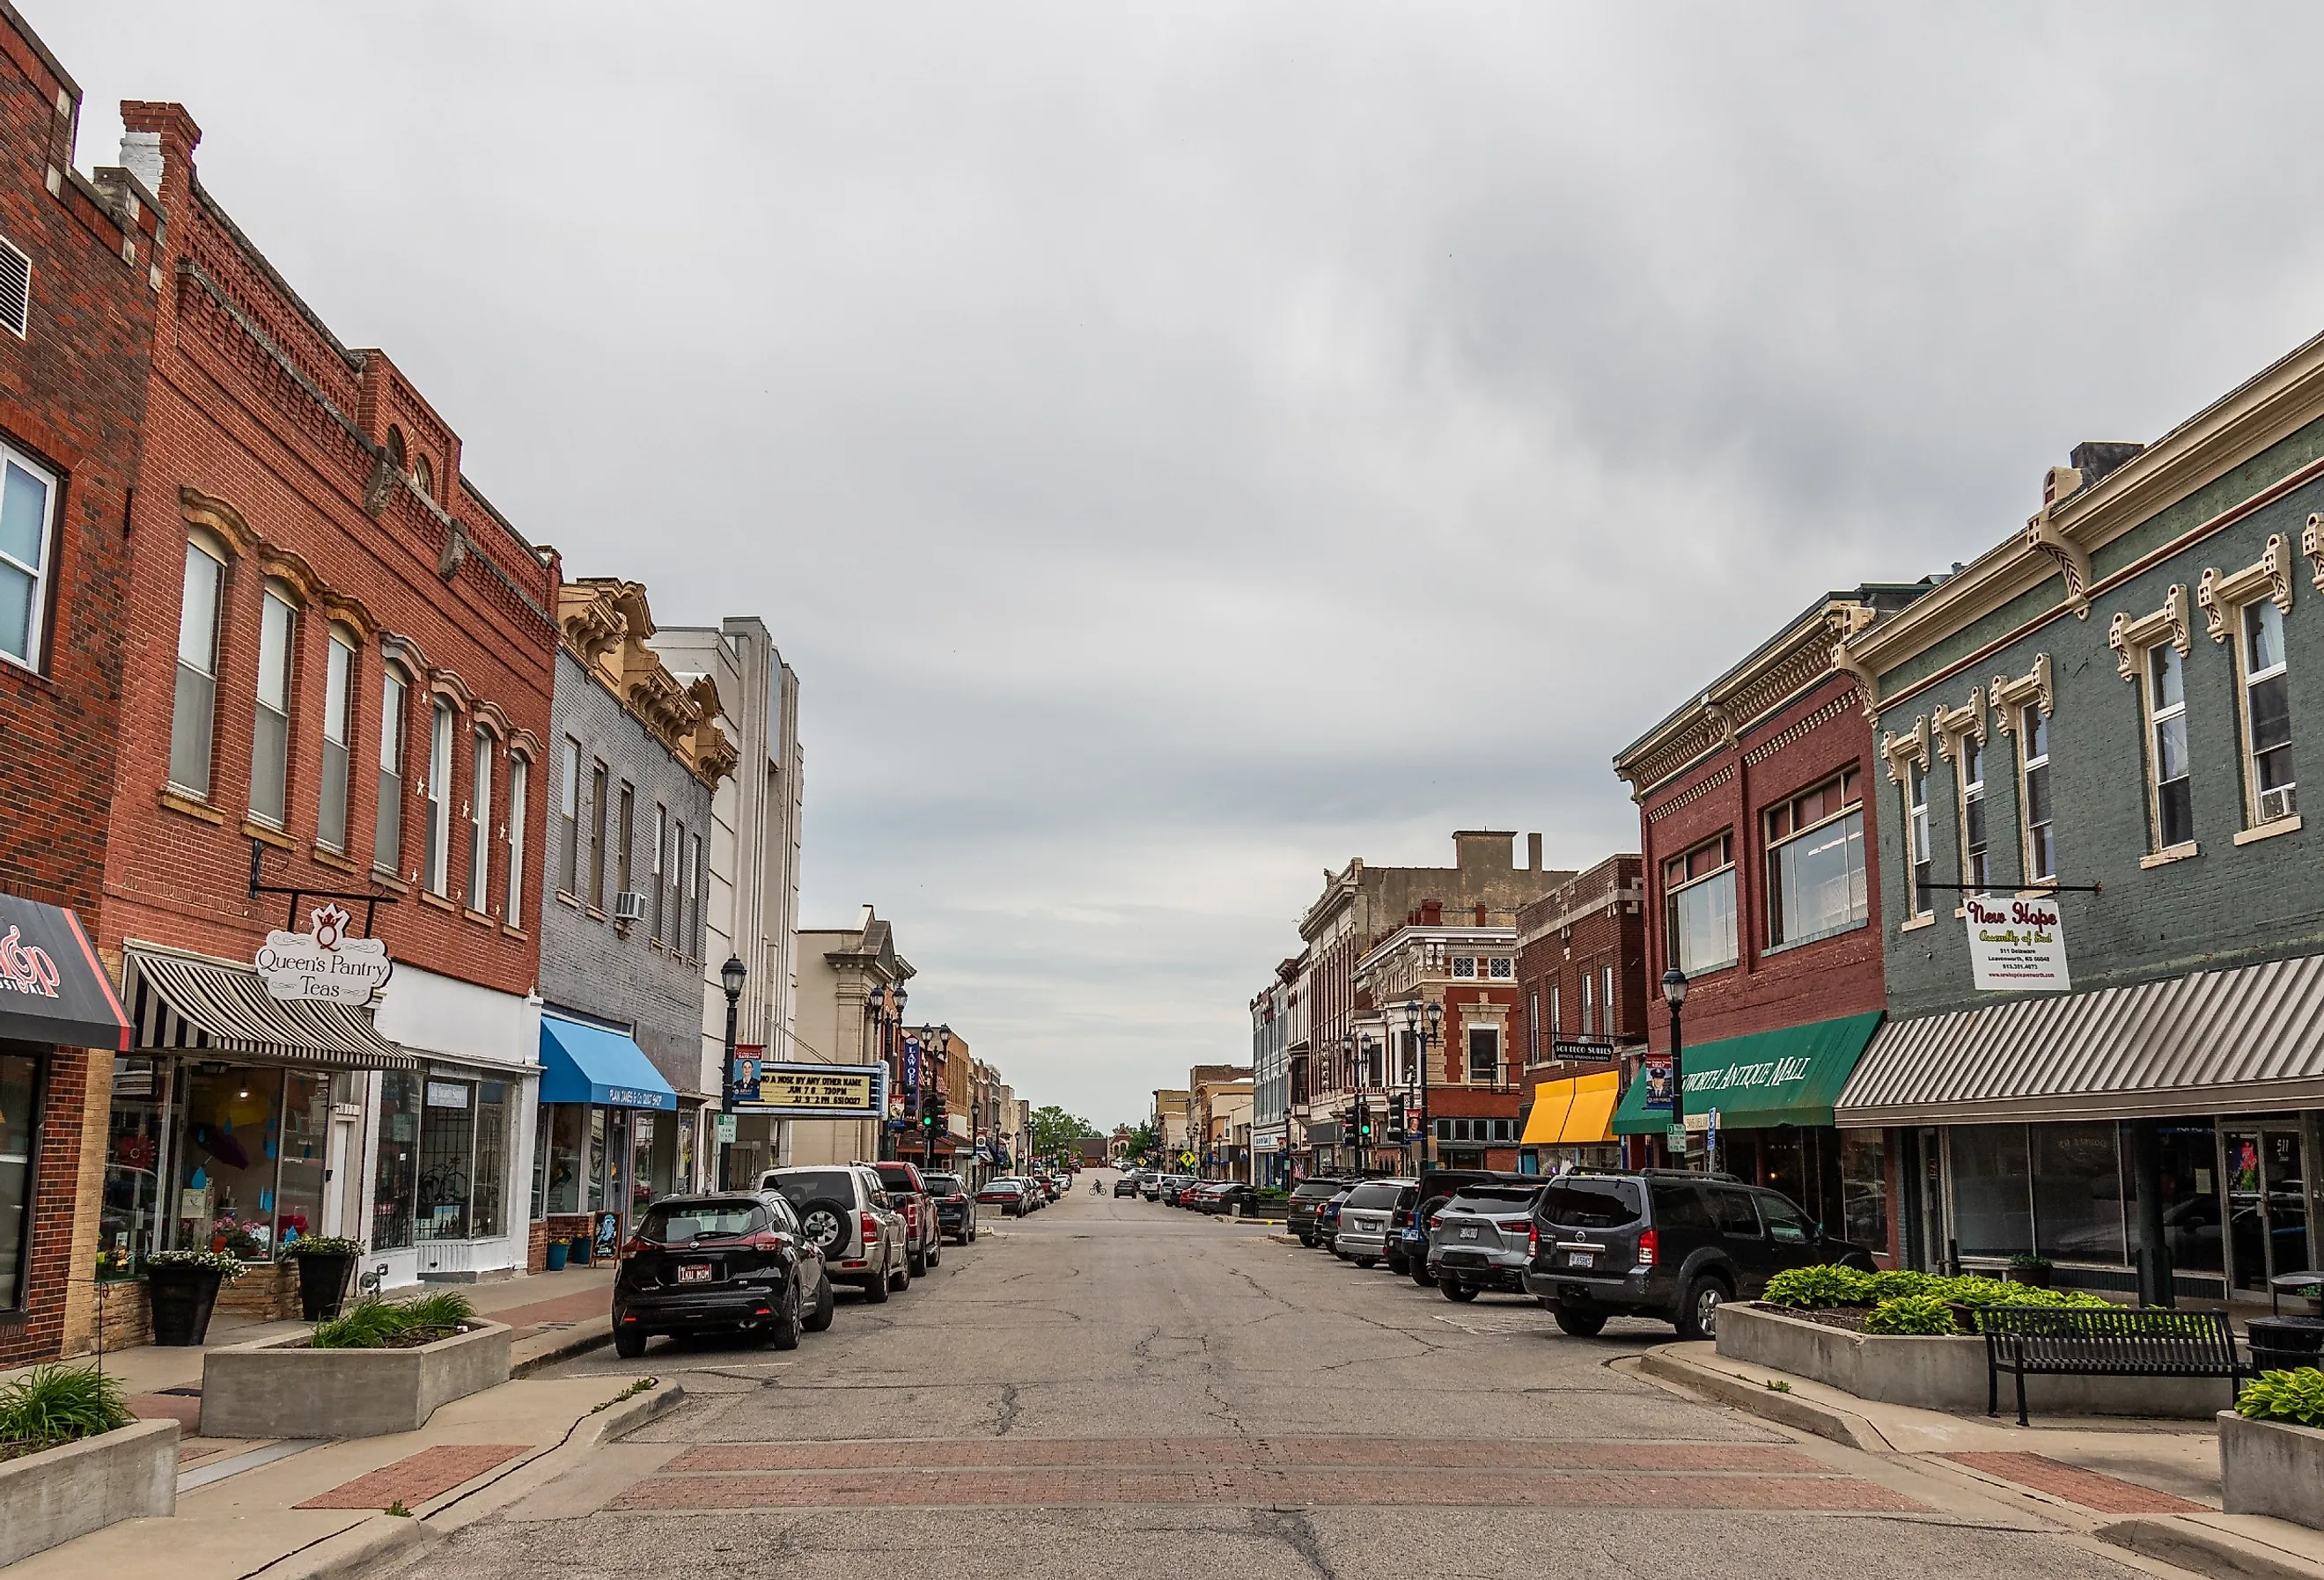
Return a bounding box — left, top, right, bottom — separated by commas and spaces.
740, 1061, 889, 1119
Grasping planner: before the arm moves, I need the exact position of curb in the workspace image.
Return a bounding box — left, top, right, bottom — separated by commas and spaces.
510, 1323, 612, 1378
1631, 1348, 1889, 1452
579, 1378, 685, 1446
254, 1510, 437, 1580
2097, 1517, 2324, 1580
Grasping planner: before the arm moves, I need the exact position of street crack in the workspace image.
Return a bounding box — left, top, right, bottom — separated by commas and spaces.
993, 1382, 1023, 1437
1252, 1507, 1340, 1580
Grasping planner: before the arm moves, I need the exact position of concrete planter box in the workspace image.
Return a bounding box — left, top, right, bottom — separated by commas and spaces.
2219, 1411, 2324, 1528
0, 1418, 178, 1567
1717, 1304, 2235, 1419
200, 1319, 511, 1439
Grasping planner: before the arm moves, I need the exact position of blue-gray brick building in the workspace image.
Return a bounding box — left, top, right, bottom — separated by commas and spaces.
1835, 334, 2324, 1312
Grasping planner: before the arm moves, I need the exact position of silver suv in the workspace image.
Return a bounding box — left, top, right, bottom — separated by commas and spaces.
1332, 1179, 1415, 1269
1430, 1181, 1547, 1301
758, 1165, 912, 1301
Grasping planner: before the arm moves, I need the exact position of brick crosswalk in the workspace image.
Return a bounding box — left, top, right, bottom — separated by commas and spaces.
1944, 1452, 2207, 1515
296, 1444, 532, 1510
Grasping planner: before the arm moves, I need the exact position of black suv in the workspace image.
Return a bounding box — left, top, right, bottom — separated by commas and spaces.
612, 1192, 833, 1358
1287, 1178, 1353, 1247
1522, 1169, 1872, 1340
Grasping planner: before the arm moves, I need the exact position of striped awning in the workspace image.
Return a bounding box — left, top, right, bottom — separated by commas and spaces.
125, 942, 417, 1070
1836, 950, 2324, 1128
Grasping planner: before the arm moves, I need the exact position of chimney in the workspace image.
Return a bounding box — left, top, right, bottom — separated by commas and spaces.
118, 102, 202, 208
119, 131, 163, 196
2069, 441, 2144, 490
1527, 833, 1543, 871
1419, 900, 1443, 926
1453, 830, 1517, 871
1474, 903, 1487, 926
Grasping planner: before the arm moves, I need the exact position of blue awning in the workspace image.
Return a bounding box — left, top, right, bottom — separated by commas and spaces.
539, 1014, 678, 1110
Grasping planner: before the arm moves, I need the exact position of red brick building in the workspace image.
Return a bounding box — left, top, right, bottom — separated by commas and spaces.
1352, 905, 1527, 1173
1513, 855, 1644, 1169
0, 5, 158, 1365
1612, 586, 1929, 1257
80, 97, 561, 1318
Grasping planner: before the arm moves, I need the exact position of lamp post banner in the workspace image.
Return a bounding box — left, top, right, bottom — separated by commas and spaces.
1641, 1055, 1673, 1111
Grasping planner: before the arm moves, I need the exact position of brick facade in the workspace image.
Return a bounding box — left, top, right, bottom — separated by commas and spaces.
0, 4, 158, 1366
1515, 855, 1645, 1084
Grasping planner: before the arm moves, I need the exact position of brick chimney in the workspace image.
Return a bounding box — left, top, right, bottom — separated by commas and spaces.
119, 101, 200, 212
1418, 900, 1443, 926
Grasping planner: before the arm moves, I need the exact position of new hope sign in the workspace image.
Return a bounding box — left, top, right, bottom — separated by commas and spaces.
1965, 896, 2071, 992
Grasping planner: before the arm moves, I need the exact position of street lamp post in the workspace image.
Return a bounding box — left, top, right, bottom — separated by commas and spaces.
1400, 996, 1443, 1177
717, 954, 746, 1190
1338, 1033, 1355, 1172
1661, 966, 1690, 1170
925, 1024, 952, 1170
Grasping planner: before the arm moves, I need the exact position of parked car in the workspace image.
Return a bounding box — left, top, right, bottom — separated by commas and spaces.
1140, 1174, 1166, 1201
921, 1171, 979, 1245
1429, 1182, 1546, 1300
613, 1191, 834, 1358
1172, 1179, 1209, 1208
1404, 1168, 1533, 1285
1313, 1185, 1355, 1253
757, 1165, 912, 1300
1288, 1178, 1353, 1246
1523, 1169, 1873, 1339
1113, 1174, 1142, 1197
975, 1178, 1031, 1216
1331, 1179, 1414, 1268
872, 1159, 942, 1275
1197, 1182, 1258, 1216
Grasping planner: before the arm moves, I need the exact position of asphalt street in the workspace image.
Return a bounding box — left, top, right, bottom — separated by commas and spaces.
393, 1174, 2191, 1580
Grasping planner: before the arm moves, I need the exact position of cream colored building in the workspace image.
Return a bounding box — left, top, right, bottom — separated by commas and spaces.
768, 906, 914, 1171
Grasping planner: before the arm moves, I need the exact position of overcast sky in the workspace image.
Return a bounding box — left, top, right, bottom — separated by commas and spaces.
47, 4, 2324, 1128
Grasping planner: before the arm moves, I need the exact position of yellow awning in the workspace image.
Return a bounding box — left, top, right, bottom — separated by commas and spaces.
1522, 1069, 1621, 1146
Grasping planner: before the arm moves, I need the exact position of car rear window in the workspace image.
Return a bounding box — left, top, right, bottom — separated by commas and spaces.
1343, 1183, 1402, 1210
637, 1202, 767, 1243
767, 1170, 856, 1210
1537, 1178, 1645, 1229
923, 1175, 963, 1194
1291, 1181, 1345, 1202
873, 1165, 920, 1190
1446, 1186, 1542, 1215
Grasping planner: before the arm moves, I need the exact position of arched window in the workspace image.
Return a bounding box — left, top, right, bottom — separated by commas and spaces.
413, 454, 434, 501
385, 425, 407, 474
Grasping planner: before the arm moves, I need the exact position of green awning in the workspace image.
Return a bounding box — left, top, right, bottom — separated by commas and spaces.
1611, 1011, 1883, 1135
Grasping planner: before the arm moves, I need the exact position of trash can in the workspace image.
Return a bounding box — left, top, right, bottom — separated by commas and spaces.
545, 1239, 570, 1272
2246, 1315, 2324, 1375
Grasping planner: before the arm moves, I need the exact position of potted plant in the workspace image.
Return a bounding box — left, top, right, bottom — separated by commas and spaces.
2005, 1253, 2054, 1289
143, 1250, 247, 1346
283, 1236, 363, 1321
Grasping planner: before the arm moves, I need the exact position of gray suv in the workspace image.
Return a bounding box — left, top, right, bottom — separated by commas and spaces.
758, 1165, 913, 1301
1429, 1182, 1545, 1300
1331, 1179, 1414, 1268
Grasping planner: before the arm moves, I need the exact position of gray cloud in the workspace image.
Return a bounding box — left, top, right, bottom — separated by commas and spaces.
48, 1, 2324, 1123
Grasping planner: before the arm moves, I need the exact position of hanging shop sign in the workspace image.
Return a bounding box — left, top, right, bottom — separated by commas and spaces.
738, 1061, 888, 1119
254, 903, 393, 1005
1964, 895, 2071, 992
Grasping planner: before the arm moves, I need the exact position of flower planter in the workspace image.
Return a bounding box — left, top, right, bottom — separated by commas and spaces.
294, 1253, 357, 1321
0, 1419, 178, 1567
2219, 1411, 2324, 1528
199, 1320, 512, 1439
1717, 1304, 2235, 1418
2004, 1264, 2054, 1289
144, 1265, 223, 1347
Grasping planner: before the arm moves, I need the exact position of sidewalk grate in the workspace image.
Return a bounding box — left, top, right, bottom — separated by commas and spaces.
1945, 1452, 2208, 1514
297, 1444, 531, 1510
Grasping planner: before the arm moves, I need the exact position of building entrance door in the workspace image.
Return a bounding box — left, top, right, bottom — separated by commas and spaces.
2222, 1125, 2312, 1296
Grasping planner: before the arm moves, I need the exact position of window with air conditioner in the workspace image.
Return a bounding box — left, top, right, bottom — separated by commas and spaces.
2241, 599, 2296, 826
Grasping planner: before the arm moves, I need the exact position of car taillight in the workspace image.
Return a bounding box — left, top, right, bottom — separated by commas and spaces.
860, 1212, 879, 1244
1637, 1229, 1658, 1267
621, 1236, 650, 1259
739, 1231, 785, 1251
1527, 1223, 1540, 1259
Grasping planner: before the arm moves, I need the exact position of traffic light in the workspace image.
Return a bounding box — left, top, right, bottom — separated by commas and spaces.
1386, 1093, 1408, 1142
1355, 1099, 1372, 1140
922, 1089, 947, 1129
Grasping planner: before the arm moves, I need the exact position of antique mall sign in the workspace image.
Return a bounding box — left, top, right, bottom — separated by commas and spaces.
255, 902, 393, 1004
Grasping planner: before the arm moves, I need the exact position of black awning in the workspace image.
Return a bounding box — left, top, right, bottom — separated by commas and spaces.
0, 896, 129, 1051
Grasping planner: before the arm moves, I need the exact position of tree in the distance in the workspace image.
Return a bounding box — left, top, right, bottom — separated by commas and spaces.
1026, 1105, 1095, 1164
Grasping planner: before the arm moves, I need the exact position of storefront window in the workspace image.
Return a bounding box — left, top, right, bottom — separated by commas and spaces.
631, 1112, 658, 1219
99, 1056, 167, 1272
374, 1071, 421, 1250
0, 1054, 36, 1308
2154, 1120, 2223, 1273
542, 1105, 585, 1216
2032, 1121, 2127, 1263
1950, 1123, 2033, 1258
274, 1072, 331, 1251
177, 1064, 286, 1259
1840, 1130, 1887, 1253
588, 1107, 607, 1210
417, 1077, 476, 1241
473, 1082, 508, 1238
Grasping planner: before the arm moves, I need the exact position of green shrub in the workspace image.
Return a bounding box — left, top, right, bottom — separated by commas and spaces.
400, 1291, 474, 1330
1863, 1295, 1960, 1335
311, 1291, 474, 1349
2237, 1367, 2324, 1429
1864, 1269, 1937, 1301
0, 1365, 133, 1451
284, 1236, 364, 1257
1762, 1265, 1874, 1309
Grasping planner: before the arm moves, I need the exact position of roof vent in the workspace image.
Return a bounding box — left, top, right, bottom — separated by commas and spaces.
0, 235, 29, 338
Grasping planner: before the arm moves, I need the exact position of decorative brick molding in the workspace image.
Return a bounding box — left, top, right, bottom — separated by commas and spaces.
2108, 583, 2190, 682
1989, 653, 2055, 735
1644, 765, 1733, 822
2197, 532, 2293, 643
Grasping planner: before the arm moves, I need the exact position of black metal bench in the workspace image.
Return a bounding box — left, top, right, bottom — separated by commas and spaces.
1979, 1306, 2249, 1425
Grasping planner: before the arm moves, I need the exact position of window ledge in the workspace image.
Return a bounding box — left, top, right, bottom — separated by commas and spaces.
240, 818, 294, 851
310, 846, 358, 875
500, 924, 529, 943
1898, 914, 1936, 934
159, 788, 226, 826
417, 889, 459, 913
555, 890, 583, 911
2233, 815, 2303, 847
585, 908, 607, 922
368, 868, 409, 895
2139, 841, 2201, 870
461, 908, 497, 929
1761, 917, 1870, 959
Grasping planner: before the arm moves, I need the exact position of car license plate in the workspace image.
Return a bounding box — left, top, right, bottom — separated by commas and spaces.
1460, 1226, 1479, 1240
1565, 1251, 1594, 1268
678, 1264, 712, 1284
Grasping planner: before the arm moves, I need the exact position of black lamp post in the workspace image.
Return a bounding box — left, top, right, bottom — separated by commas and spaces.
718, 953, 746, 1189
1338, 1033, 1356, 1171
1661, 966, 1689, 1169
924, 1023, 952, 1169
1401, 996, 1444, 1176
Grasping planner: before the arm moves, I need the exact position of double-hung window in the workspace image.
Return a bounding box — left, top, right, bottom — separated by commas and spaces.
1466, 1026, 1498, 1084
248, 587, 297, 827
1904, 761, 1933, 918
423, 699, 454, 896
505, 753, 528, 928
688, 831, 704, 956
318, 630, 355, 851
650, 805, 668, 942
556, 739, 581, 895
1766, 769, 1867, 946
1581, 974, 1594, 1035
467, 728, 493, 910
1602, 965, 1614, 1033
1527, 991, 1540, 1062
2145, 644, 2195, 849
0, 447, 56, 670
2241, 600, 2296, 824
1662, 834, 1737, 975
170, 539, 226, 797
1957, 739, 1989, 894
375, 670, 406, 870
588, 762, 608, 910
2019, 708, 2056, 883
616, 783, 635, 903
671, 819, 687, 952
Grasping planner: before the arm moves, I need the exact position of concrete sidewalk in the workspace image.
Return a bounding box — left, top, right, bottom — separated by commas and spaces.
1635, 1340, 2324, 1580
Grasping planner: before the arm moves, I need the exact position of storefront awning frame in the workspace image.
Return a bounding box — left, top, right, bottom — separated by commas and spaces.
125, 941, 416, 1070
1612, 1011, 1883, 1135
0, 896, 128, 1051
538, 1012, 678, 1111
